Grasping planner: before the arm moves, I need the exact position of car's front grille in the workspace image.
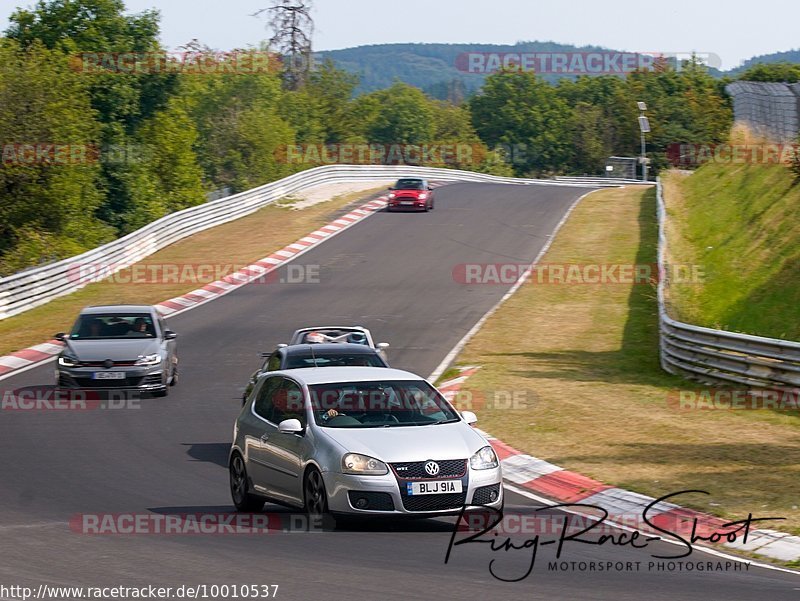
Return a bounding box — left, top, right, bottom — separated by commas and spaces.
347, 491, 395, 511
58, 374, 77, 387
141, 374, 163, 386
78, 360, 137, 367
401, 492, 467, 512
71, 377, 144, 389
390, 459, 467, 480
472, 484, 501, 505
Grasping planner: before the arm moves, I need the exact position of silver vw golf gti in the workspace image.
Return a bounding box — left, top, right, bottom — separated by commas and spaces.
229, 367, 503, 519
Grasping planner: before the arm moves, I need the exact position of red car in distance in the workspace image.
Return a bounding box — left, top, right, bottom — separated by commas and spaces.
386, 178, 435, 212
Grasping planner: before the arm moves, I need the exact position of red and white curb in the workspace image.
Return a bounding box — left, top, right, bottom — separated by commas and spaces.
437, 367, 800, 563
0, 341, 64, 379
0, 194, 391, 381
152, 196, 389, 317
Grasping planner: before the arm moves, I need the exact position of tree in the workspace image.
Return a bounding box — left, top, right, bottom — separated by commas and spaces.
0, 39, 112, 274
469, 70, 572, 175
305, 60, 360, 143
185, 63, 296, 191
6, 0, 175, 234
566, 102, 612, 174
124, 99, 206, 230
254, 0, 314, 90
738, 62, 800, 83
359, 83, 436, 145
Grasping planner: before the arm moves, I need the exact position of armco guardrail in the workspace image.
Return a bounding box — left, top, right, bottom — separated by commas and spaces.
0, 164, 616, 321
656, 178, 800, 388
553, 176, 652, 185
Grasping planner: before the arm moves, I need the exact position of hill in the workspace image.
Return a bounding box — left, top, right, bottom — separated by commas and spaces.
317, 43, 800, 99
316, 41, 614, 99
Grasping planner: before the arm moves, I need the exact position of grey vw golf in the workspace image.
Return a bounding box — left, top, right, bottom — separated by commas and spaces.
229, 367, 503, 520
55, 305, 178, 397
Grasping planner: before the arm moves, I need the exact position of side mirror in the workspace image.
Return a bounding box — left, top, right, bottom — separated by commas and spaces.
388, 186, 394, 191
276, 343, 288, 349
278, 419, 304, 434
164, 330, 177, 340
54, 332, 66, 342
427, 186, 433, 191
460, 411, 478, 425
376, 342, 390, 351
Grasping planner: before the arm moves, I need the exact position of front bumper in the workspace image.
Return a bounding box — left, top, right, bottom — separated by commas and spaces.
56, 365, 166, 393
323, 465, 503, 517
388, 198, 427, 210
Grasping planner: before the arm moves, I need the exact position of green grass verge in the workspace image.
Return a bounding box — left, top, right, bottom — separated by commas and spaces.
449, 185, 800, 534
662, 165, 800, 339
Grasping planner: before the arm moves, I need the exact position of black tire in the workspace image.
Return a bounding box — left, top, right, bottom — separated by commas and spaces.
303, 468, 329, 518
169, 364, 178, 386
230, 454, 264, 512
152, 387, 168, 398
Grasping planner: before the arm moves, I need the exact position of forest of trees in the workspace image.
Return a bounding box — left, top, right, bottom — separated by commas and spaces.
2, 0, 779, 276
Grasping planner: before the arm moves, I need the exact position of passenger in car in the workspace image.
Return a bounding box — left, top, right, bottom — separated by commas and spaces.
131, 318, 155, 336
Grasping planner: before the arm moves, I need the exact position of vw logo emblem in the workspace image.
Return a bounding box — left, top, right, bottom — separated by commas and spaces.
424, 461, 440, 476
103, 359, 114, 369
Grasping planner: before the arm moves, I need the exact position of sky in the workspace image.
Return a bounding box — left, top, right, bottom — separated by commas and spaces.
0, 0, 798, 70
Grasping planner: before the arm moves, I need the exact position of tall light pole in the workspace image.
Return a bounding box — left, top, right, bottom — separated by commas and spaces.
637, 101, 650, 182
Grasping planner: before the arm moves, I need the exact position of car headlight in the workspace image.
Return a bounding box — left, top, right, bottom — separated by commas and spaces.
388, 192, 396, 199
418, 193, 428, 200
470, 446, 499, 470
342, 453, 388, 475
58, 354, 80, 367
135, 353, 162, 366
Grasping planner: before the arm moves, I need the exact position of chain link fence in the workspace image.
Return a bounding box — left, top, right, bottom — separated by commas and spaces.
725, 81, 800, 142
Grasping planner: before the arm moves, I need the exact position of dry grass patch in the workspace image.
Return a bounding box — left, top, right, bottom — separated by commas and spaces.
453, 185, 800, 533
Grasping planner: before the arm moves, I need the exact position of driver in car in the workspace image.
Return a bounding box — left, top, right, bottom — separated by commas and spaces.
326, 389, 396, 419
325, 388, 365, 419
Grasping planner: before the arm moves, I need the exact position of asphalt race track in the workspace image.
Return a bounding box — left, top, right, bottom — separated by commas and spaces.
1, 183, 798, 600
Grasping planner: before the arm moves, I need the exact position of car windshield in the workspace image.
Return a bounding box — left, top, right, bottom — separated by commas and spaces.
394, 179, 426, 190
299, 330, 369, 345
309, 380, 459, 428
69, 313, 157, 339
285, 354, 386, 369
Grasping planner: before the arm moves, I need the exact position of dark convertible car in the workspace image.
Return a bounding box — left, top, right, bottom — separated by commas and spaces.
241, 343, 389, 404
